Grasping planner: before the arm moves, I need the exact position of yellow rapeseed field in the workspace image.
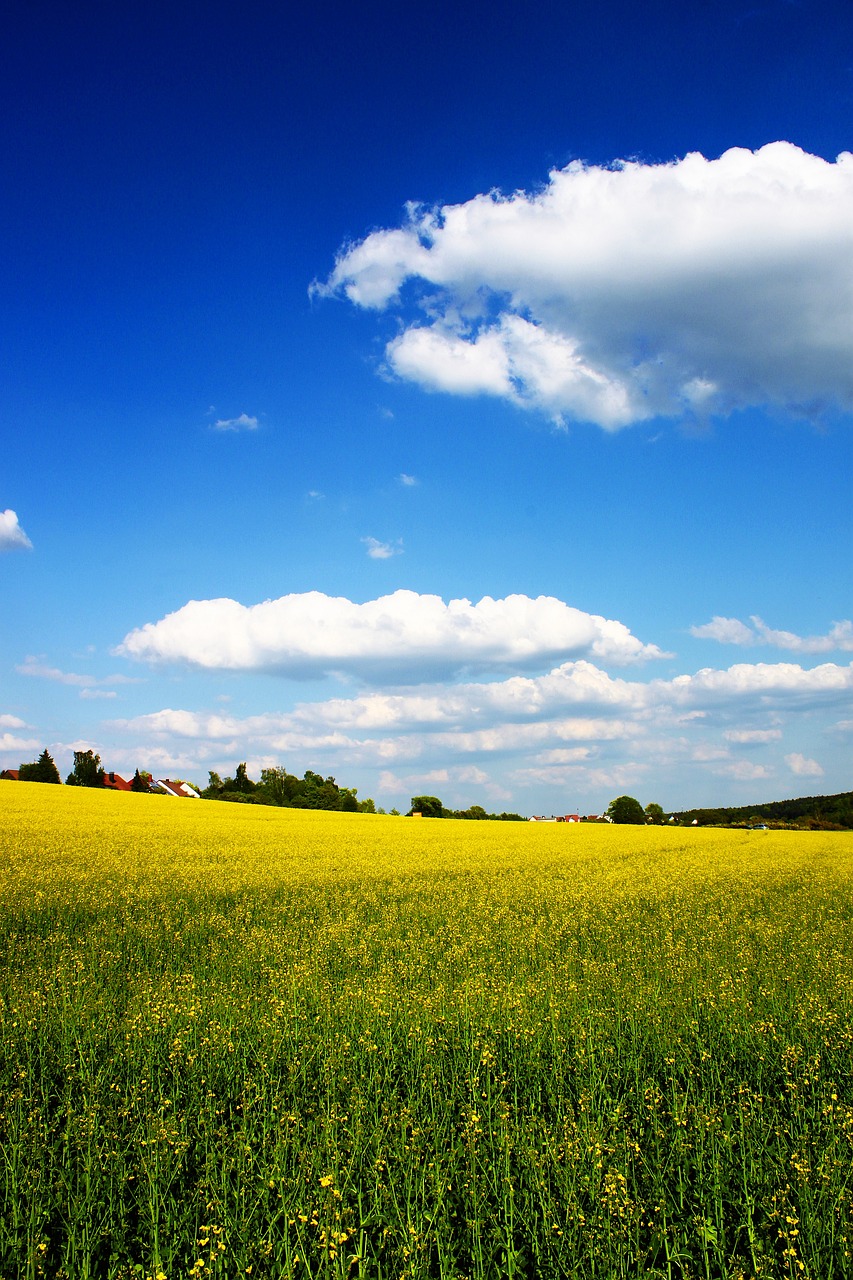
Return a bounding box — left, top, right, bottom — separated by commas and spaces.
1, 781, 852, 1279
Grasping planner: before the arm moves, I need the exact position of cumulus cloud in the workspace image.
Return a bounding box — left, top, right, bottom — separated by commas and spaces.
117, 590, 667, 680
319, 143, 853, 428
691, 616, 757, 645
0, 714, 27, 729
0, 732, 40, 754
111, 654, 853, 809
212, 413, 259, 431
785, 752, 824, 777
362, 537, 403, 560
0, 510, 32, 551
691, 615, 853, 652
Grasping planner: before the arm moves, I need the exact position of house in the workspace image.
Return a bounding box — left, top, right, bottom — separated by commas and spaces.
152, 778, 201, 798
0, 769, 19, 781
103, 771, 133, 792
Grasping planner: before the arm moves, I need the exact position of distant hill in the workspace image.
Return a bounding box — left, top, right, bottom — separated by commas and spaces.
674, 791, 853, 830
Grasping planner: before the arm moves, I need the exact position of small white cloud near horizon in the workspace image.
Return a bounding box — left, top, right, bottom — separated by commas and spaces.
691, 615, 853, 653
212, 413, 259, 432
319, 143, 853, 429
117, 590, 668, 681
785, 752, 824, 777
362, 537, 404, 560
0, 510, 33, 552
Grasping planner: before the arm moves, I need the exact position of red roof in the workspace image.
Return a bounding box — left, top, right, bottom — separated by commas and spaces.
0, 769, 19, 781
103, 771, 133, 792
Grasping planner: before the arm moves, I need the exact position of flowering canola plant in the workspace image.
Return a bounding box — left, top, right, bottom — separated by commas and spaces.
1, 781, 852, 1278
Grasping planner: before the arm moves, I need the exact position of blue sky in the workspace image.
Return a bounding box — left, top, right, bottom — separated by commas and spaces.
2, 0, 852, 813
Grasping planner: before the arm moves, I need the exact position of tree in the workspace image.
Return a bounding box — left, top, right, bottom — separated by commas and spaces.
645, 802, 665, 825
233, 762, 255, 794
131, 769, 151, 793
65, 749, 105, 788
255, 766, 300, 807
607, 794, 645, 824
409, 795, 444, 818
18, 749, 60, 784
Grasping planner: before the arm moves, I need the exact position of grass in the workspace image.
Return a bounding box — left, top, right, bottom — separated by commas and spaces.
1, 782, 852, 1278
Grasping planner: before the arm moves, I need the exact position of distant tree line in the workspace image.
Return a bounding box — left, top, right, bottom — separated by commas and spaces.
674, 791, 853, 830
407, 795, 525, 821
204, 764, 377, 813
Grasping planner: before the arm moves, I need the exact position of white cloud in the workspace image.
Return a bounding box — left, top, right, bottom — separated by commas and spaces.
17, 659, 97, 687
0, 732, 40, 754
0, 510, 32, 551
110, 652, 853, 812
118, 590, 667, 680
0, 714, 27, 730
691, 615, 853, 652
723, 728, 782, 744
534, 747, 594, 765
320, 143, 853, 428
399, 473, 418, 486
716, 761, 773, 781
784, 752, 824, 777
16, 657, 135, 691
362, 537, 403, 560
667, 661, 853, 706
691, 616, 757, 645
212, 413, 259, 432
79, 689, 118, 700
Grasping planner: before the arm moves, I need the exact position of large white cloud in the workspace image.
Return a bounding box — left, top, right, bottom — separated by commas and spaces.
117, 590, 667, 679
0, 510, 32, 551
320, 143, 853, 428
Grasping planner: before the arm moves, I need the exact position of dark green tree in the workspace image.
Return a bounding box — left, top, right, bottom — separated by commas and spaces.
409, 795, 444, 818
257, 766, 300, 807
645, 802, 665, 824
65, 749, 105, 788
607, 794, 645, 824
19, 749, 61, 784
233, 762, 255, 794
131, 769, 151, 793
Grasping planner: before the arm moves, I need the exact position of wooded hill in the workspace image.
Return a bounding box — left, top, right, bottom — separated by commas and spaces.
674, 791, 853, 830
